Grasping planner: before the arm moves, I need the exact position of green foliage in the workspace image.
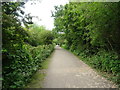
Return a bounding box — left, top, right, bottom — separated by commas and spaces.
26, 24, 54, 46
3, 44, 54, 88
39, 30, 54, 45
2, 2, 54, 88
53, 2, 120, 52
53, 33, 66, 46
53, 2, 120, 86
2, 2, 30, 66
78, 50, 120, 85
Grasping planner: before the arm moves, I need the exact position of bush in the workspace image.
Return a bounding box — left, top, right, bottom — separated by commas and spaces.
2, 2, 55, 88
2, 44, 54, 88
71, 48, 120, 86
26, 24, 54, 46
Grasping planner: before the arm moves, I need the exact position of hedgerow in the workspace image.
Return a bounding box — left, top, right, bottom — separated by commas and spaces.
78, 50, 120, 87
2, 2, 55, 88
2, 44, 54, 88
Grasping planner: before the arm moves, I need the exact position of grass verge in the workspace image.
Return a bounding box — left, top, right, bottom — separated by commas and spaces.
24, 51, 54, 88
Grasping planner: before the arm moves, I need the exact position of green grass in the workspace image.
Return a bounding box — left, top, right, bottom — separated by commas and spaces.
25, 51, 54, 88
40, 57, 50, 69
25, 71, 45, 88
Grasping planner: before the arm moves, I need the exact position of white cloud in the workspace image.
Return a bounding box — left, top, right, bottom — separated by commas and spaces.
24, 0, 69, 30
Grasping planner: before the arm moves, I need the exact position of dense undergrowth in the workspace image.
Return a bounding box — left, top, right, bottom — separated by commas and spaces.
3, 44, 54, 88
2, 2, 54, 88
66, 47, 120, 87
25, 49, 53, 88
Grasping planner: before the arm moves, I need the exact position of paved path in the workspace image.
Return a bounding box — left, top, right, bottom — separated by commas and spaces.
43, 46, 117, 88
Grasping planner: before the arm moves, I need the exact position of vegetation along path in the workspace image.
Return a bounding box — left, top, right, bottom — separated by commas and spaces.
43, 46, 117, 88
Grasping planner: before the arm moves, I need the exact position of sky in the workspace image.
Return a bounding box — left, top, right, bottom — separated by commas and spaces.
24, 0, 69, 30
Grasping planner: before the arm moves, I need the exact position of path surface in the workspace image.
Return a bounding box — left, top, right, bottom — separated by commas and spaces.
43, 46, 117, 88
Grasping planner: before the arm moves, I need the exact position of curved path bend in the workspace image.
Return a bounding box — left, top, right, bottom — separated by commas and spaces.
43, 46, 117, 88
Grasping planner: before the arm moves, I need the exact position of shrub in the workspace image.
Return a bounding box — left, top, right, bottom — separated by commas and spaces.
72, 49, 120, 86
2, 44, 54, 88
